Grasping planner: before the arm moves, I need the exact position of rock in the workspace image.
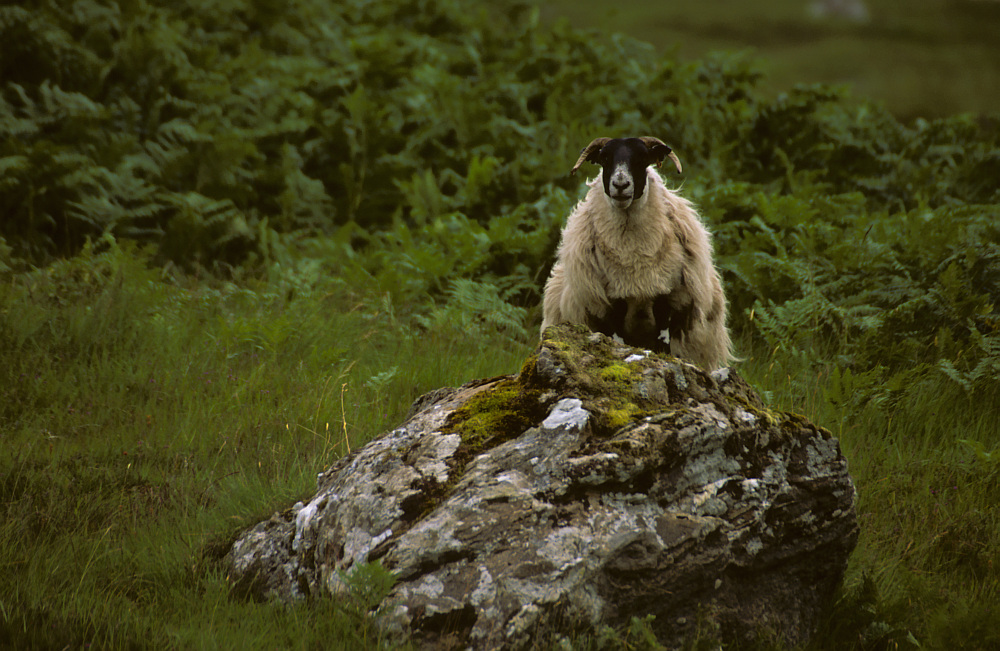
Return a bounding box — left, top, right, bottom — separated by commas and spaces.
223, 324, 858, 648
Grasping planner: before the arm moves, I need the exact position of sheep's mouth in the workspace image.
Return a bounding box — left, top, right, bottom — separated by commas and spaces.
610, 194, 633, 210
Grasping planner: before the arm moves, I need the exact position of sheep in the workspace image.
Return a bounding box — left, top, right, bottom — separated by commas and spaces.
540, 136, 732, 370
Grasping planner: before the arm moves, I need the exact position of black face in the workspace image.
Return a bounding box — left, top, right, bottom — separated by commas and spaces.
587, 138, 672, 209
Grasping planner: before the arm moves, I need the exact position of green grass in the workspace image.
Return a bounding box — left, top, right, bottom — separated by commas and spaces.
0, 240, 531, 649
537, 0, 1000, 120
735, 331, 1000, 650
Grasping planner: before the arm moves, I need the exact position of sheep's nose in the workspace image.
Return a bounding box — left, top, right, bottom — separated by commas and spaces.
613, 179, 631, 191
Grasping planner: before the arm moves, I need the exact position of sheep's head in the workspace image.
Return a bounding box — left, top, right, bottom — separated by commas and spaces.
571, 137, 683, 211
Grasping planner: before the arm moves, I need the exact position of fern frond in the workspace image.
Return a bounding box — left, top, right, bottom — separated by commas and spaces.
0, 155, 30, 177
416, 278, 528, 341
0, 88, 40, 139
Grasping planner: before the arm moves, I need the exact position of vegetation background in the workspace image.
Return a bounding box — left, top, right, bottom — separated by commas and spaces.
1, 0, 998, 648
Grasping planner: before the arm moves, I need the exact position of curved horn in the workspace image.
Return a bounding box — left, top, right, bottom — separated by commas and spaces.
667, 151, 683, 174
638, 136, 683, 174
570, 137, 612, 175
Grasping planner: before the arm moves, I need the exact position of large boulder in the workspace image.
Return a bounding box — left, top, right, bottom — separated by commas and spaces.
224, 325, 858, 648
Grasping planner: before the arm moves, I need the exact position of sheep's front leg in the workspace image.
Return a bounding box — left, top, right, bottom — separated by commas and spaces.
586, 298, 627, 338
542, 262, 608, 331
540, 263, 566, 334
586, 297, 668, 354
624, 297, 671, 352
651, 293, 699, 356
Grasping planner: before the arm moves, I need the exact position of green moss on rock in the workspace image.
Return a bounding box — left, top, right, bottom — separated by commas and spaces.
539, 325, 682, 436
444, 354, 547, 456
598, 362, 637, 384
604, 404, 643, 431
448, 378, 527, 449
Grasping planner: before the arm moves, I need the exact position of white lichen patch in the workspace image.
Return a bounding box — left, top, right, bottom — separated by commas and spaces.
804, 438, 841, 476
470, 565, 497, 605
710, 367, 730, 383
740, 478, 764, 500
506, 604, 543, 639
537, 526, 589, 570
797, 511, 817, 526
624, 353, 648, 363
413, 433, 461, 482
688, 477, 730, 516
495, 469, 531, 492
390, 511, 466, 570
734, 407, 756, 425
343, 527, 393, 564
409, 573, 445, 599
293, 494, 329, 554
671, 445, 742, 501
229, 527, 274, 573
542, 398, 590, 431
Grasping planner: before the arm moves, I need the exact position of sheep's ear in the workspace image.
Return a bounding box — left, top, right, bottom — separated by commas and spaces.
639, 136, 683, 174
571, 137, 611, 175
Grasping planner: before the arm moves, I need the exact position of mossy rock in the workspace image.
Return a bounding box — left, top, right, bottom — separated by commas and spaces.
225, 322, 858, 651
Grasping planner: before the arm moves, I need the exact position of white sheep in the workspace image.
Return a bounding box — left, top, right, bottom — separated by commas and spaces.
541, 136, 732, 370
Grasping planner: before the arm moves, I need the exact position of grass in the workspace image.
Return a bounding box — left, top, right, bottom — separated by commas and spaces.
537, 0, 1000, 121
0, 240, 531, 649
735, 331, 1000, 650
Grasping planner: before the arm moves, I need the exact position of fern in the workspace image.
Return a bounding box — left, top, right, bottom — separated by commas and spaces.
939, 327, 1000, 394
415, 279, 529, 341
274, 143, 336, 232
2, 0, 998, 394
0, 236, 20, 274
158, 191, 253, 264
